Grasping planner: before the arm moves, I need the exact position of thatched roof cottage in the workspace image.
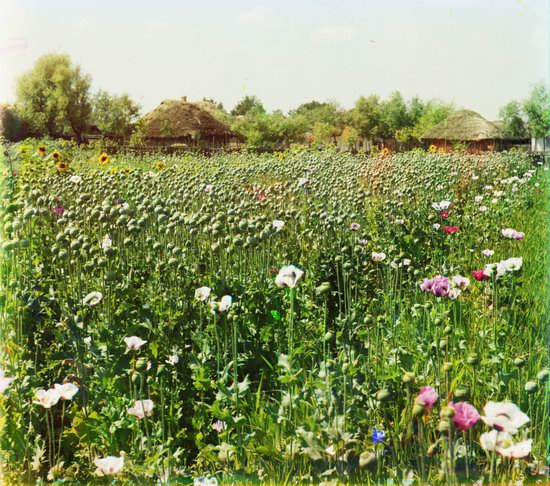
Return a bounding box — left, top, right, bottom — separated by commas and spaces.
142, 97, 241, 147
420, 110, 503, 152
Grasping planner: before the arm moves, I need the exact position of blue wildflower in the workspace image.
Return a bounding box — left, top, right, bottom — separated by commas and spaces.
372, 428, 385, 444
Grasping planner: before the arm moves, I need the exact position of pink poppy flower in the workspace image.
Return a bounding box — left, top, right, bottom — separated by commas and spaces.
443, 226, 460, 234
472, 270, 490, 281
449, 401, 480, 431
416, 386, 438, 409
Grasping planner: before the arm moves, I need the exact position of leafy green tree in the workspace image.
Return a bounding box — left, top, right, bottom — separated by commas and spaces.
92, 90, 140, 142
351, 95, 384, 141
381, 91, 409, 138
231, 96, 265, 116
15, 53, 92, 142
411, 100, 454, 141
341, 125, 359, 148
499, 100, 527, 139
522, 82, 549, 139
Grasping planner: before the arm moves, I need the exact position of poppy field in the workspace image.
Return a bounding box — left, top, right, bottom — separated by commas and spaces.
0, 142, 548, 484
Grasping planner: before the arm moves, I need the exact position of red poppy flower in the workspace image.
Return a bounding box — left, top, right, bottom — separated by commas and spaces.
441, 211, 449, 218
472, 270, 489, 281
443, 226, 460, 234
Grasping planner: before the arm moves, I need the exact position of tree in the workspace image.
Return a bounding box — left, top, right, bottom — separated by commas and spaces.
341, 126, 359, 148
499, 100, 527, 139
15, 53, 92, 142
381, 91, 409, 138
411, 100, 454, 141
92, 90, 140, 142
231, 96, 265, 116
351, 95, 384, 141
522, 82, 549, 139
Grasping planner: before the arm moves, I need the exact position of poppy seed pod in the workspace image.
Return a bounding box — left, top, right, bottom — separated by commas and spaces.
524, 381, 538, 394
537, 369, 549, 382
376, 389, 391, 402
402, 372, 416, 384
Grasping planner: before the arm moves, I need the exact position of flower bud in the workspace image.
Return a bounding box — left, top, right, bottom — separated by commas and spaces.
376, 389, 391, 402
402, 371, 416, 384
524, 381, 538, 394
466, 353, 479, 365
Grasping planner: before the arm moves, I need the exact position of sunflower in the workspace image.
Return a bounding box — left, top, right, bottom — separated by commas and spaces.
155, 161, 165, 171
98, 152, 110, 165
37, 146, 47, 156
56, 162, 69, 173
381, 147, 390, 157
52, 151, 61, 161
428, 144, 437, 153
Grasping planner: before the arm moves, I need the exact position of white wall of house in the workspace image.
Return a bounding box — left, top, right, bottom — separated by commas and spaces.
531, 137, 550, 152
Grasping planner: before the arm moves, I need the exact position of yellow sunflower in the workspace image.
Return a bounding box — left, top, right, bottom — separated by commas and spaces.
52, 151, 61, 161
56, 161, 69, 173
98, 152, 110, 165
428, 144, 437, 153
37, 146, 47, 156
381, 147, 390, 157
155, 161, 165, 171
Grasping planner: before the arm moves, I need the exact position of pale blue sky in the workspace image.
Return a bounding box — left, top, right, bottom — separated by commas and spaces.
0, 0, 547, 119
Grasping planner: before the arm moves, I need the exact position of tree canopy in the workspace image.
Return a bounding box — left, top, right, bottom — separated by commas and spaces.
16, 53, 92, 142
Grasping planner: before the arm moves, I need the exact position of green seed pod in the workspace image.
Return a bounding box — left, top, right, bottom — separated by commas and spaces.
97, 258, 108, 268
315, 282, 331, 295
524, 381, 538, 394
104, 271, 117, 282
466, 353, 479, 365
58, 249, 69, 261
153, 242, 162, 251
11, 220, 22, 231
70, 240, 81, 251
453, 385, 470, 400
124, 237, 132, 247
537, 369, 549, 382
443, 326, 452, 335
131, 372, 141, 383
514, 357, 526, 368
440, 406, 455, 419
135, 358, 147, 370
437, 419, 452, 433
168, 257, 178, 267
323, 331, 334, 342
376, 389, 391, 402
402, 371, 416, 384
443, 362, 453, 372
19, 239, 30, 248
51, 245, 60, 255
412, 402, 425, 417
359, 451, 377, 468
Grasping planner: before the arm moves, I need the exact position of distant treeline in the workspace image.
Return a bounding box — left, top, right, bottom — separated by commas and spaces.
1, 53, 547, 149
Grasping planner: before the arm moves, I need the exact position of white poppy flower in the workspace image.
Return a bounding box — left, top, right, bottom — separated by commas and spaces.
194, 477, 218, 486
403, 258, 411, 266
372, 252, 386, 262
433, 223, 441, 230
501, 257, 523, 272
451, 275, 470, 289
69, 175, 82, 184
475, 195, 483, 203
195, 286, 211, 302
218, 295, 232, 312
482, 249, 494, 257
54, 382, 79, 400
480, 430, 513, 451
501, 228, 517, 239
101, 235, 112, 250
432, 200, 452, 211
272, 220, 285, 231
497, 439, 532, 458
82, 291, 103, 307
127, 399, 154, 419
275, 265, 304, 288
34, 388, 61, 408
124, 336, 147, 351
0, 369, 14, 394
94, 456, 124, 476
481, 402, 529, 434
166, 355, 179, 366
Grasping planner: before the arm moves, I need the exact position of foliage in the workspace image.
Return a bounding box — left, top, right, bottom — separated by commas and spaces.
92, 90, 140, 142
15, 54, 92, 142
522, 82, 549, 139
0, 142, 547, 484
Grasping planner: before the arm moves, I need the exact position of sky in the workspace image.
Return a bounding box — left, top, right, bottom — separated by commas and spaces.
0, 0, 547, 120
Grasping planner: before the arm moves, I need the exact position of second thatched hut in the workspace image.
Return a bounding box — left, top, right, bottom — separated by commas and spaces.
141, 97, 241, 148
420, 109, 503, 152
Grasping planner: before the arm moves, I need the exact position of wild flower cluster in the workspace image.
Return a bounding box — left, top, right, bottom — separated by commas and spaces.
0, 141, 547, 484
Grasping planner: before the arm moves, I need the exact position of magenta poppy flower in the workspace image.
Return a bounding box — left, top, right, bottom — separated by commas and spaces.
52, 205, 65, 216
416, 386, 438, 409
430, 276, 450, 297
350, 222, 361, 231
449, 401, 480, 431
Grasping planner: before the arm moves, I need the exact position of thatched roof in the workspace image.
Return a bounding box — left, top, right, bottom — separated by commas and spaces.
142, 98, 236, 139
420, 110, 502, 141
